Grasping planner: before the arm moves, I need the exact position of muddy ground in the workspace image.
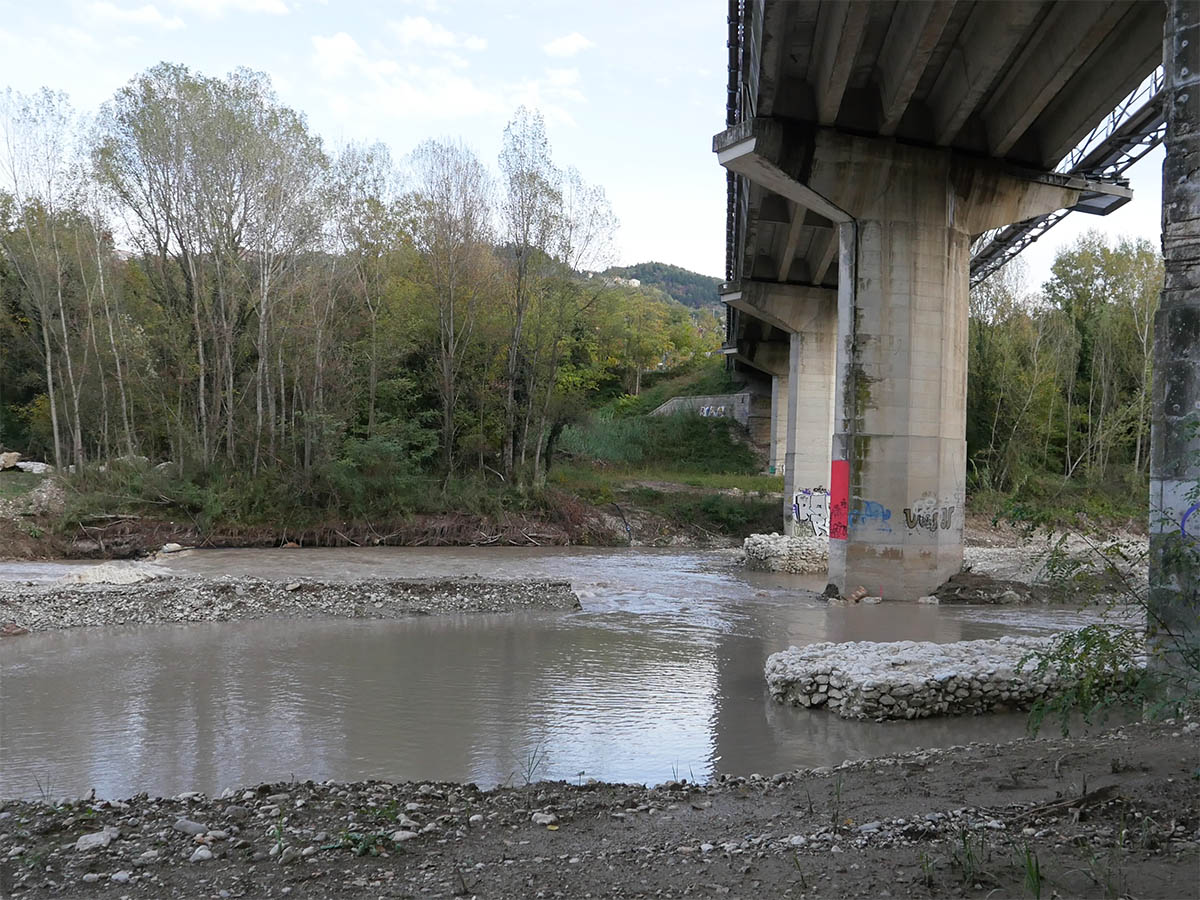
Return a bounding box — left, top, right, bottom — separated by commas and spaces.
0, 719, 1195, 899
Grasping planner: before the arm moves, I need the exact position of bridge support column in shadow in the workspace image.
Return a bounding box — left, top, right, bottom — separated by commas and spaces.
722, 281, 836, 534
769, 374, 786, 474
782, 303, 836, 536
717, 122, 1097, 596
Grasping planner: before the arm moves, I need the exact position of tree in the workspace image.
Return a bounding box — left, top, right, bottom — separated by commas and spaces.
408, 138, 493, 474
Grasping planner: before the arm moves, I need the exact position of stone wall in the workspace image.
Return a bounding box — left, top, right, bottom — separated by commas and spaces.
649, 393, 754, 427
766, 637, 1080, 720
742, 533, 828, 574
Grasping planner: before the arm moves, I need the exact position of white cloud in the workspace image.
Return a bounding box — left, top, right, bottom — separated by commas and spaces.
542, 32, 593, 58
88, 2, 185, 30
170, 0, 289, 16
389, 16, 485, 51
309, 31, 584, 129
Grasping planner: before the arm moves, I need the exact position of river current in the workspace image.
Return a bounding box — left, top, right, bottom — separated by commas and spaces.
0, 547, 1094, 800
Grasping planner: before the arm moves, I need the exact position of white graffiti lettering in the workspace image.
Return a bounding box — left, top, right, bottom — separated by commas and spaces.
793, 487, 830, 537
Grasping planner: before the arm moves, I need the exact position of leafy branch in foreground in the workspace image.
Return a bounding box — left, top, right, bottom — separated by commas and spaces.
1016, 524, 1199, 735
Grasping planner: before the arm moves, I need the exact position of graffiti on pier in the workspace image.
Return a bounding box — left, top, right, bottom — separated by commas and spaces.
849, 500, 892, 532
699, 405, 727, 418
902, 496, 955, 532
792, 487, 830, 537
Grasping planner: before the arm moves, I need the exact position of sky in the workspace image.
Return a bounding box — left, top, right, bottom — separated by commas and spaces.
0, 0, 1163, 285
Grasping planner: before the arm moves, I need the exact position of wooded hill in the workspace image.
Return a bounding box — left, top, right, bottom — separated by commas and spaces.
602, 262, 723, 309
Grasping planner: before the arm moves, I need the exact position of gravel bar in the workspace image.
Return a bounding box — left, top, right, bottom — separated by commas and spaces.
0, 576, 580, 632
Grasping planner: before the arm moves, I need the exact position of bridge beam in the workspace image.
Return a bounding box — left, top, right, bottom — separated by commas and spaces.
717, 121, 1088, 597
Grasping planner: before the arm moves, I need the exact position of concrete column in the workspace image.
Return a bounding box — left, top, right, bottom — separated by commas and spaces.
782, 308, 837, 536
717, 120, 1114, 597
805, 135, 1078, 598
1149, 0, 1199, 678
826, 205, 971, 596
768, 374, 786, 474
720, 280, 837, 535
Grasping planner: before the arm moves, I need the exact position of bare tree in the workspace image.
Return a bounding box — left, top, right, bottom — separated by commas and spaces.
409, 138, 493, 474
498, 107, 561, 481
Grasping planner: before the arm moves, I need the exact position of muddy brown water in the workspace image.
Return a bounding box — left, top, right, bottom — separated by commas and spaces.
0, 547, 1100, 801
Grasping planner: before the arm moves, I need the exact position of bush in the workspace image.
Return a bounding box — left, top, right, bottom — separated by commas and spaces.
559, 412, 757, 474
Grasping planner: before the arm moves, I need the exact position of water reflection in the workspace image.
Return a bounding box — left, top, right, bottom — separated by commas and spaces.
0, 548, 1094, 800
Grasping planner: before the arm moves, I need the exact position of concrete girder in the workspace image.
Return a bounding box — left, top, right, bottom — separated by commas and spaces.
925, 1, 1044, 147
778, 201, 808, 281
721, 280, 835, 335
981, 0, 1128, 157
714, 118, 1130, 233
722, 338, 790, 377
1034, 4, 1163, 166
808, 1, 870, 126
810, 226, 839, 285
876, 0, 955, 136
715, 118, 852, 223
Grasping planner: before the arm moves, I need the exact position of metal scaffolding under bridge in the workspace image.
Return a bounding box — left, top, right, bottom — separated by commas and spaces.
969, 65, 1166, 286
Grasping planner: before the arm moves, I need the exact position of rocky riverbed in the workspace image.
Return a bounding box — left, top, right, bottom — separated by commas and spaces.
0, 575, 580, 632
0, 718, 1195, 899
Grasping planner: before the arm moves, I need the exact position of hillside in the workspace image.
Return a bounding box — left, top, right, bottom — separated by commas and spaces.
604, 261, 723, 309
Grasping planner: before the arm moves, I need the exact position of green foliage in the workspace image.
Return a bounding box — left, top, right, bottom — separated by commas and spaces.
559, 412, 757, 474
968, 236, 1161, 505
1018, 625, 1150, 736
1011, 527, 1199, 736
603, 356, 744, 418
969, 471, 1148, 531
661, 493, 778, 537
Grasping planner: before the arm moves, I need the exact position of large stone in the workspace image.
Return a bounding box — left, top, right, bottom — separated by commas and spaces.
75, 826, 120, 852
0, 452, 19, 470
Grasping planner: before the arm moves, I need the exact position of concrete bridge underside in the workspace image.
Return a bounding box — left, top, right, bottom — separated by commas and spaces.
716, 0, 1165, 598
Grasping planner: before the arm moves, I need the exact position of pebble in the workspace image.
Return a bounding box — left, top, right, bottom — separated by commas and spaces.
172, 818, 207, 836
75, 826, 120, 851
531, 812, 559, 826
82, 873, 100, 883
110, 870, 131, 883
391, 830, 419, 842
189, 846, 213, 863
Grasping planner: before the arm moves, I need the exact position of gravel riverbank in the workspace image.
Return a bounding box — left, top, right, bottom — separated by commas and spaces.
0, 719, 1195, 899
0, 575, 580, 632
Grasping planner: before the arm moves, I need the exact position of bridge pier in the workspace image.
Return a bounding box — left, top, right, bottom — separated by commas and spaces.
723, 281, 836, 535
718, 123, 1084, 596
769, 374, 785, 475
819, 135, 1079, 597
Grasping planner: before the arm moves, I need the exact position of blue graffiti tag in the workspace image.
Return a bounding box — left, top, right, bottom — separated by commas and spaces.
1183, 502, 1200, 539
848, 500, 893, 532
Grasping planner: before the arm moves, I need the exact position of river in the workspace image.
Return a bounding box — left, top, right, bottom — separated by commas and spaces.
0, 547, 1094, 801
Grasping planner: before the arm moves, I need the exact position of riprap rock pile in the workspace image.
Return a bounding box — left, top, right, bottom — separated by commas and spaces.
742, 533, 828, 574
765, 637, 1067, 720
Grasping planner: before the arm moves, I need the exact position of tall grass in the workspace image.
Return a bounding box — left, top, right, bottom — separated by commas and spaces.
558, 412, 758, 474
